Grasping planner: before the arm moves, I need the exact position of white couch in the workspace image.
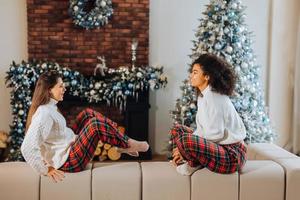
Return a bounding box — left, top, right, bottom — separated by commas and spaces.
0, 143, 299, 200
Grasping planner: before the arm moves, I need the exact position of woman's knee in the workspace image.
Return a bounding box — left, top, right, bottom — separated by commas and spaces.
77, 108, 92, 117
83, 108, 95, 114
170, 125, 184, 137
177, 134, 195, 151
86, 117, 99, 124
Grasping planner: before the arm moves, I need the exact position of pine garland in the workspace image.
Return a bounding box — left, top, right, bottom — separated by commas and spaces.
5, 60, 167, 161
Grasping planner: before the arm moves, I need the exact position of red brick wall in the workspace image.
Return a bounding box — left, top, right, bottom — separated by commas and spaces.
27, 0, 149, 75
27, 0, 149, 132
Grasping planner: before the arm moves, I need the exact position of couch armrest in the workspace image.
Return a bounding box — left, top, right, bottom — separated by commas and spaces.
247, 143, 300, 200
277, 158, 300, 200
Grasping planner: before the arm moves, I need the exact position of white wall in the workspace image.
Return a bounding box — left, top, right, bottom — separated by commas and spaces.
268, 0, 300, 147
149, 0, 203, 154
0, 0, 27, 132
149, 0, 271, 154
0, 0, 298, 154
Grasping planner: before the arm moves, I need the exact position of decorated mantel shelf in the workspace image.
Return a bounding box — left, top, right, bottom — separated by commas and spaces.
5, 61, 167, 161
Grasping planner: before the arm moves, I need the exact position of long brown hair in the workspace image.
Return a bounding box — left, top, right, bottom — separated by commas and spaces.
25, 70, 62, 133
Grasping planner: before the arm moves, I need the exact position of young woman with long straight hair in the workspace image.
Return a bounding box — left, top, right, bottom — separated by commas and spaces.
21, 70, 149, 182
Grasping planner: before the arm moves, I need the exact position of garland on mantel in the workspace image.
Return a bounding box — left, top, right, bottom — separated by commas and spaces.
5, 60, 167, 161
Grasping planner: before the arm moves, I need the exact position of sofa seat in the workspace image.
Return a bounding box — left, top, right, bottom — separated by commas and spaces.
240, 160, 284, 200
92, 162, 141, 200
0, 162, 39, 200
40, 163, 92, 200
0, 143, 299, 200
142, 162, 190, 200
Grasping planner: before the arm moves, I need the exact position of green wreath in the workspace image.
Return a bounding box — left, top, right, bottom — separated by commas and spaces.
69, 0, 113, 29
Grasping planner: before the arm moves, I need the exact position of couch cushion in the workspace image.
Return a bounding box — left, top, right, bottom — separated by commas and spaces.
0, 161, 40, 200
40, 163, 92, 200
276, 158, 300, 200
191, 168, 238, 200
255, 149, 298, 160
141, 162, 190, 200
92, 162, 141, 200
240, 160, 284, 200
248, 143, 283, 151
247, 143, 298, 160
246, 143, 280, 160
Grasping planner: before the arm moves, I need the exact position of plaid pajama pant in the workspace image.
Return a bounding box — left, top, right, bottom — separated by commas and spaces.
59, 108, 129, 172
170, 124, 247, 174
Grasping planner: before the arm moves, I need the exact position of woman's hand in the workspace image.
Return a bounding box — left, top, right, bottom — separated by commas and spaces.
47, 166, 65, 183
172, 147, 184, 166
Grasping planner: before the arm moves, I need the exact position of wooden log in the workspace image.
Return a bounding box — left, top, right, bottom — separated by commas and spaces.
108, 147, 121, 161
102, 149, 108, 156
98, 140, 104, 148
94, 147, 101, 156
103, 143, 111, 150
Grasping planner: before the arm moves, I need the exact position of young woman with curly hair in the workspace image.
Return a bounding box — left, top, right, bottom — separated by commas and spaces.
170, 53, 247, 175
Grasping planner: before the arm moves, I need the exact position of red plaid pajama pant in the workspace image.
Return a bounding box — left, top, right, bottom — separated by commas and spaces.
170, 124, 247, 174
59, 108, 129, 172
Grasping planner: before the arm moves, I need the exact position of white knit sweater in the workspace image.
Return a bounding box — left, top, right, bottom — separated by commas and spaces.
21, 98, 76, 175
193, 85, 246, 144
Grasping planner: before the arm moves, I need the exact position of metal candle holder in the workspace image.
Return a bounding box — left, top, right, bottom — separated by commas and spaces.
131, 38, 138, 70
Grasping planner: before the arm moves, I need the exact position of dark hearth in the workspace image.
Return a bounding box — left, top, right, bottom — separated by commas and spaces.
58, 89, 151, 160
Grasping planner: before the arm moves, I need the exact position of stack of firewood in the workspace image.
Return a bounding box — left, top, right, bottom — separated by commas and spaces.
93, 126, 125, 161
94, 141, 121, 161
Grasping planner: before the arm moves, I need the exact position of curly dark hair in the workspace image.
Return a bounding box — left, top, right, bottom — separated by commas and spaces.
191, 53, 237, 96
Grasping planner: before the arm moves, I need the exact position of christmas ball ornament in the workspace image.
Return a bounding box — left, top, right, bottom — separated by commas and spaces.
150, 73, 156, 79
231, 3, 238, 9
100, 1, 107, 7
241, 62, 248, 68
186, 112, 192, 117
226, 46, 233, 54
190, 103, 197, 110
95, 82, 101, 90
63, 71, 70, 77
18, 110, 24, 116
125, 90, 131, 95
224, 27, 230, 34
137, 72, 143, 78
90, 90, 96, 96
207, 22, 213, 27
128, 83, 134, 89
214, 43, 222, 50
71, 80, 78, 86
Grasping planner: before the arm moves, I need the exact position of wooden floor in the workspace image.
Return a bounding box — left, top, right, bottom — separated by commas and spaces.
146, 154, 168, 162
92, 154, 168, 163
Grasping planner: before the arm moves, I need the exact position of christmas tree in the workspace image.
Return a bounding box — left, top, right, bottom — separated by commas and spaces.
169, 0, 276, 156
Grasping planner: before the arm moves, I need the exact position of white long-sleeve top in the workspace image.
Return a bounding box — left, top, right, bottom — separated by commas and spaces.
21, 98, 77, 175
193, 85, 246, 144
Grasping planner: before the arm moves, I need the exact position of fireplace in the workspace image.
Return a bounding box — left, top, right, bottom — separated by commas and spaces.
58, 89, 151, 160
